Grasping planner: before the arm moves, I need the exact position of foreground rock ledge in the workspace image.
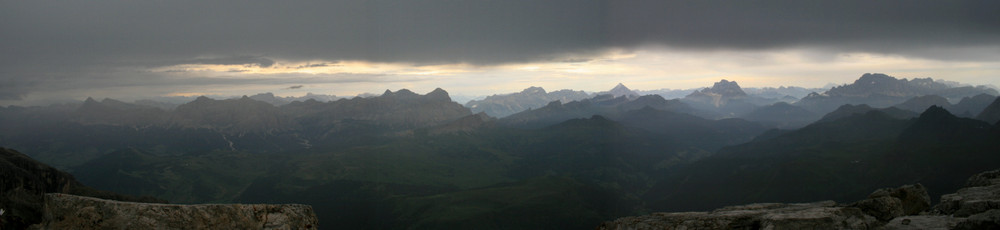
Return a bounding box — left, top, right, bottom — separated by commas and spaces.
31, 193, 318, 229
599, 169, 1000, 230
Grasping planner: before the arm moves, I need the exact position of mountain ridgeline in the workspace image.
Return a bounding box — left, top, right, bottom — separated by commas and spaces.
1, 73, 999, 229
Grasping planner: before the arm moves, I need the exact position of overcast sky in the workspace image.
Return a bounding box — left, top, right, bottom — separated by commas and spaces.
3, 0, 999, 105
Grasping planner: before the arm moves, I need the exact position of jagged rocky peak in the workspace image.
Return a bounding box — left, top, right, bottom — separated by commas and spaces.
519, 86, 547, 95
856, 73, 897, 85
381, 88, 420, 98
706, 79, 748, 97
603, 83, 640, 98
425, 88, 452, 101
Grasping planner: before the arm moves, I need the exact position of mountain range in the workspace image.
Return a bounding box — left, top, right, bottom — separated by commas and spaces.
1, 73, 999, 229
464, 86, 589, 118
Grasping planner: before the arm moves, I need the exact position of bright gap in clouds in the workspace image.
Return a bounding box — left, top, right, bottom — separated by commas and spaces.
10, 47, 997, 106
147, 46, 1000, 100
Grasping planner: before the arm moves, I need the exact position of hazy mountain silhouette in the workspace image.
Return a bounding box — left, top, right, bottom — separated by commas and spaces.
681, 79, 770, 118
814, 104, 918, 124
743, 86, 829, 102
283, 88, 471, 129
950, 93, 996, 117
796, 73, 997, 114
976, 96, 1000, 125
75, 97, 169, 126
3, 79, 1000, 229
892, 95, 952, 113
499, 94, 694, 129
597, 83, 640, 99
739, 102, 820, 129
247, 92, 340, 106
616, 107, 767, 151
464, 86, 589, 118
644, 106, 1000, 212
634, 88, 699, 99
173, 96, 295, 133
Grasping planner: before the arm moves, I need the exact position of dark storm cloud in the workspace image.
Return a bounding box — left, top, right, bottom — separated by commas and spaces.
606, 1, 1000, 54
2, 0, 999, 102
4, 0, 996, 65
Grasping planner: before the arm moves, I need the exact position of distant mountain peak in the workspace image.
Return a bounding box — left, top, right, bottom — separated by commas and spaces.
394, 89, 417, 97
856, 73, 895, 84
520, 86, 547, 95
707, 79, 747, 97
918, 105, 956, 121
603, 83, 639, 98
425, 88, 451, 101
192, 96, 214, 102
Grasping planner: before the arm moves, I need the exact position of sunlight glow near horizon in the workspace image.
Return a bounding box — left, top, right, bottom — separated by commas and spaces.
6, 47, 999, 106
145, 47, 1000, 100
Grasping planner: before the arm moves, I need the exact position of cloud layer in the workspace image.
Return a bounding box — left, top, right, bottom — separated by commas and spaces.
2, 0, 999, 104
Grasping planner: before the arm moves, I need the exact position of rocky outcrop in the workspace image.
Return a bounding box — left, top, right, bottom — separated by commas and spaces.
601, 169, 1000, 230
934, 169, 1000, 217
598, 201, 880, 230
31, 193, 318, 229
1, 147, 318, 229
0, 147, 165, 229
850, 184, 931, 222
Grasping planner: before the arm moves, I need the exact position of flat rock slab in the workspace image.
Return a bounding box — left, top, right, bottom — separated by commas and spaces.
879, 215, 959, 230
598, 201, 880, 230
31, 193, 318, 229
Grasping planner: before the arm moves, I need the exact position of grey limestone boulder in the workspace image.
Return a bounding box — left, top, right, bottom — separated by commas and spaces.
934, 169, 1000, 217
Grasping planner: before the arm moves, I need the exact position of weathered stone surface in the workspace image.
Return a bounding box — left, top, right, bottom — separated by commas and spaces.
871, 184, 931, 215
878, 215, 959, 230
597, 201, 879, 230
952, 209, 1000, 230
965, 169, 1000, 187
851, 184, 931, 221
600, 177, 992, 230
30, 193, 318, 229
853, 196, 905, 221
934, 170, 1000, 217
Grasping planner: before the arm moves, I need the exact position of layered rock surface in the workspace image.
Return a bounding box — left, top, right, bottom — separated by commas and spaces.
600, 169, 1000, 230
597, 201, 879, 230
30, 193, 318, 229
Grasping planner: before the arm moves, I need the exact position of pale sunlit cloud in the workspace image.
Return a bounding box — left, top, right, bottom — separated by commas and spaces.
139, 46, 1000, 102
